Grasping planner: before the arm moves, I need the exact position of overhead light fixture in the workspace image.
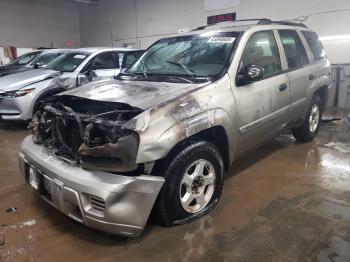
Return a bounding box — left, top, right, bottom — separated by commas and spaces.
73, 0, 99, 5
319, 35, 350, 41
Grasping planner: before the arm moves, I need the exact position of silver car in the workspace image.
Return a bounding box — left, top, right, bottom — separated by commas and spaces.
0, 47, 141, 121
19, 20, 331, 237
0, 49, 66, 77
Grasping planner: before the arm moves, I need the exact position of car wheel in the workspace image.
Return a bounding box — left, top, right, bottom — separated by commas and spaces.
292, 94, 322, 142
155, 140, 224, 226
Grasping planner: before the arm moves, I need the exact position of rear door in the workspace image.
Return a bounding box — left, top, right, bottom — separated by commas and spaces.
301, 30, 327, 78
278, 29, 314, 117
234, 30, 291, 151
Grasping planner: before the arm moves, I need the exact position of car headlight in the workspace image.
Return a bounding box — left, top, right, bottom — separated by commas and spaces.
0, 88, 35, 98
14, 88, 36, 97
77, 122, 140, 173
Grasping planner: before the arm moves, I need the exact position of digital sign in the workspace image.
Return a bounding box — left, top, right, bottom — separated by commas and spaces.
207, 12, 236, 25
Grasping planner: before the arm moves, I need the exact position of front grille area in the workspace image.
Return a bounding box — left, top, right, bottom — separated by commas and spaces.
32, 95, 143, 166
89, 195, 106, 212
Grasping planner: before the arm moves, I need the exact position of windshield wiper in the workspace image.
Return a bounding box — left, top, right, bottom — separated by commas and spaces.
165, 60, 196, 80
168, 75, 195, 83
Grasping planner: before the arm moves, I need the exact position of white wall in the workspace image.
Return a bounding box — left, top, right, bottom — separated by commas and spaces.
79, 0, 350, 64
0, 0, 80, 48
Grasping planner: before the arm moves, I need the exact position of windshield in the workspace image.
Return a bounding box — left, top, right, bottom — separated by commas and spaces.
45, 52, 88, 72
126, 32, 240, 79
31, 52, 62, 67
8, 51, 41, 65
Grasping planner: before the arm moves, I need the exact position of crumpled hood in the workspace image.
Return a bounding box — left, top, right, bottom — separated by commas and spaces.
0, 69, 60, 92
60, 79, 209, 110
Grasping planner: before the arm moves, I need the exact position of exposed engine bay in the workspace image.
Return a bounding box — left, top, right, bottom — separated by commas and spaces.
31, 95, 143, 173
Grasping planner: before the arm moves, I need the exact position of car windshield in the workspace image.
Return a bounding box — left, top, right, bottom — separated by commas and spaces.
126, 32, 240, 79
31, 52, 62, 66
8, 51, 41, 65
45, 52, 88, 72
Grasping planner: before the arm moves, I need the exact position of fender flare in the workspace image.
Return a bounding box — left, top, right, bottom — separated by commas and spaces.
136, 108, 239, 164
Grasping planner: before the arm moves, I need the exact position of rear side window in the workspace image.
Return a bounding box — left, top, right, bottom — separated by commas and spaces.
241, 31, 282, 76
301, 31, 325, 61
279, 30, 309, 69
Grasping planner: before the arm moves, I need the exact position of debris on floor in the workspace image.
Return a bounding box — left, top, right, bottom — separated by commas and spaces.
20, 220, 36, 228
5, 207, 17, 213
321, 117, 341, 123
0, 235, 5, 246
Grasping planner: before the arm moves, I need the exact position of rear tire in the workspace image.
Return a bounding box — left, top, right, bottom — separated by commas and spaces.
154, 140, 224, 227
292, 95, 322, 142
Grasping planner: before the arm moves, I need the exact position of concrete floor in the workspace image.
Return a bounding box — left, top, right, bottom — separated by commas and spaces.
0, 110, 349, 262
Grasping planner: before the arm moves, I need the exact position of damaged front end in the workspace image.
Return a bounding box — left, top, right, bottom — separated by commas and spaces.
31, 95, 143, 173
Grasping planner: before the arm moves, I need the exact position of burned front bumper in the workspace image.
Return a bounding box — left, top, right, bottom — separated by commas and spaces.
18, 135, 164, 237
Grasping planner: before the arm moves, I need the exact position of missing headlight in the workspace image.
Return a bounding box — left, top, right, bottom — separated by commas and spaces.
32, 95, 143, 173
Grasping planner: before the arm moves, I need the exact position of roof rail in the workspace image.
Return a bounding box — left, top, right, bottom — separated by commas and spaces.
259, 20, 308, 28
192, 18, 272, 31
192, 18, 307, 31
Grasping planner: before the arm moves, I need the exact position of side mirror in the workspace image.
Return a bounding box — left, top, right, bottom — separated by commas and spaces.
33, 61, 43, 69
84, 70, 97, 81
236, 64, 264, 86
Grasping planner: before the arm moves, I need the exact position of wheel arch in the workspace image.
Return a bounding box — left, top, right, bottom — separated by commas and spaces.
313, 85, 329, 112
32, 87, 66, 115
151, 125, 231, 175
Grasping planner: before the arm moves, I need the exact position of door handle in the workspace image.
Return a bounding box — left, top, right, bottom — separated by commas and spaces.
309, 73, 316, 80
279, 83, 288, 92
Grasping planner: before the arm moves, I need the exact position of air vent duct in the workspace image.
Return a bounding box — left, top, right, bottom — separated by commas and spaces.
89, 195, 106, 212
73, 0, 99, 5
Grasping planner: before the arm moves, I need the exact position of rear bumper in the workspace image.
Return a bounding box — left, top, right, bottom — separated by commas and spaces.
19, 135, 164, 237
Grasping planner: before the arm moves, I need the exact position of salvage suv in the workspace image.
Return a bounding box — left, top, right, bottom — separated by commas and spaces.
19, 19, 331, 237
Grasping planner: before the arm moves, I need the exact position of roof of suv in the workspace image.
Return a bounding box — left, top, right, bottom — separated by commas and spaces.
189, 19, 310, 35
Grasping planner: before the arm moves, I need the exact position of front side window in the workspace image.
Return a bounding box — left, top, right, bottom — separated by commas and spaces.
8, 51, 41, 65
45, 53, 88, 72
301, 31, 325, 61
279, 30, 309, 69
88, 52, 117, 70
126, 32, 240, 80
240, 31, 282, 76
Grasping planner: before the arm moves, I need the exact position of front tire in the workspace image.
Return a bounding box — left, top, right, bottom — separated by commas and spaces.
154, 140, 224, 226
292, 95, 322, 142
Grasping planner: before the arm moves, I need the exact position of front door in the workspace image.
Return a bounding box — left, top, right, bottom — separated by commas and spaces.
78, 51, 118, 86
234, 30, 291, 153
